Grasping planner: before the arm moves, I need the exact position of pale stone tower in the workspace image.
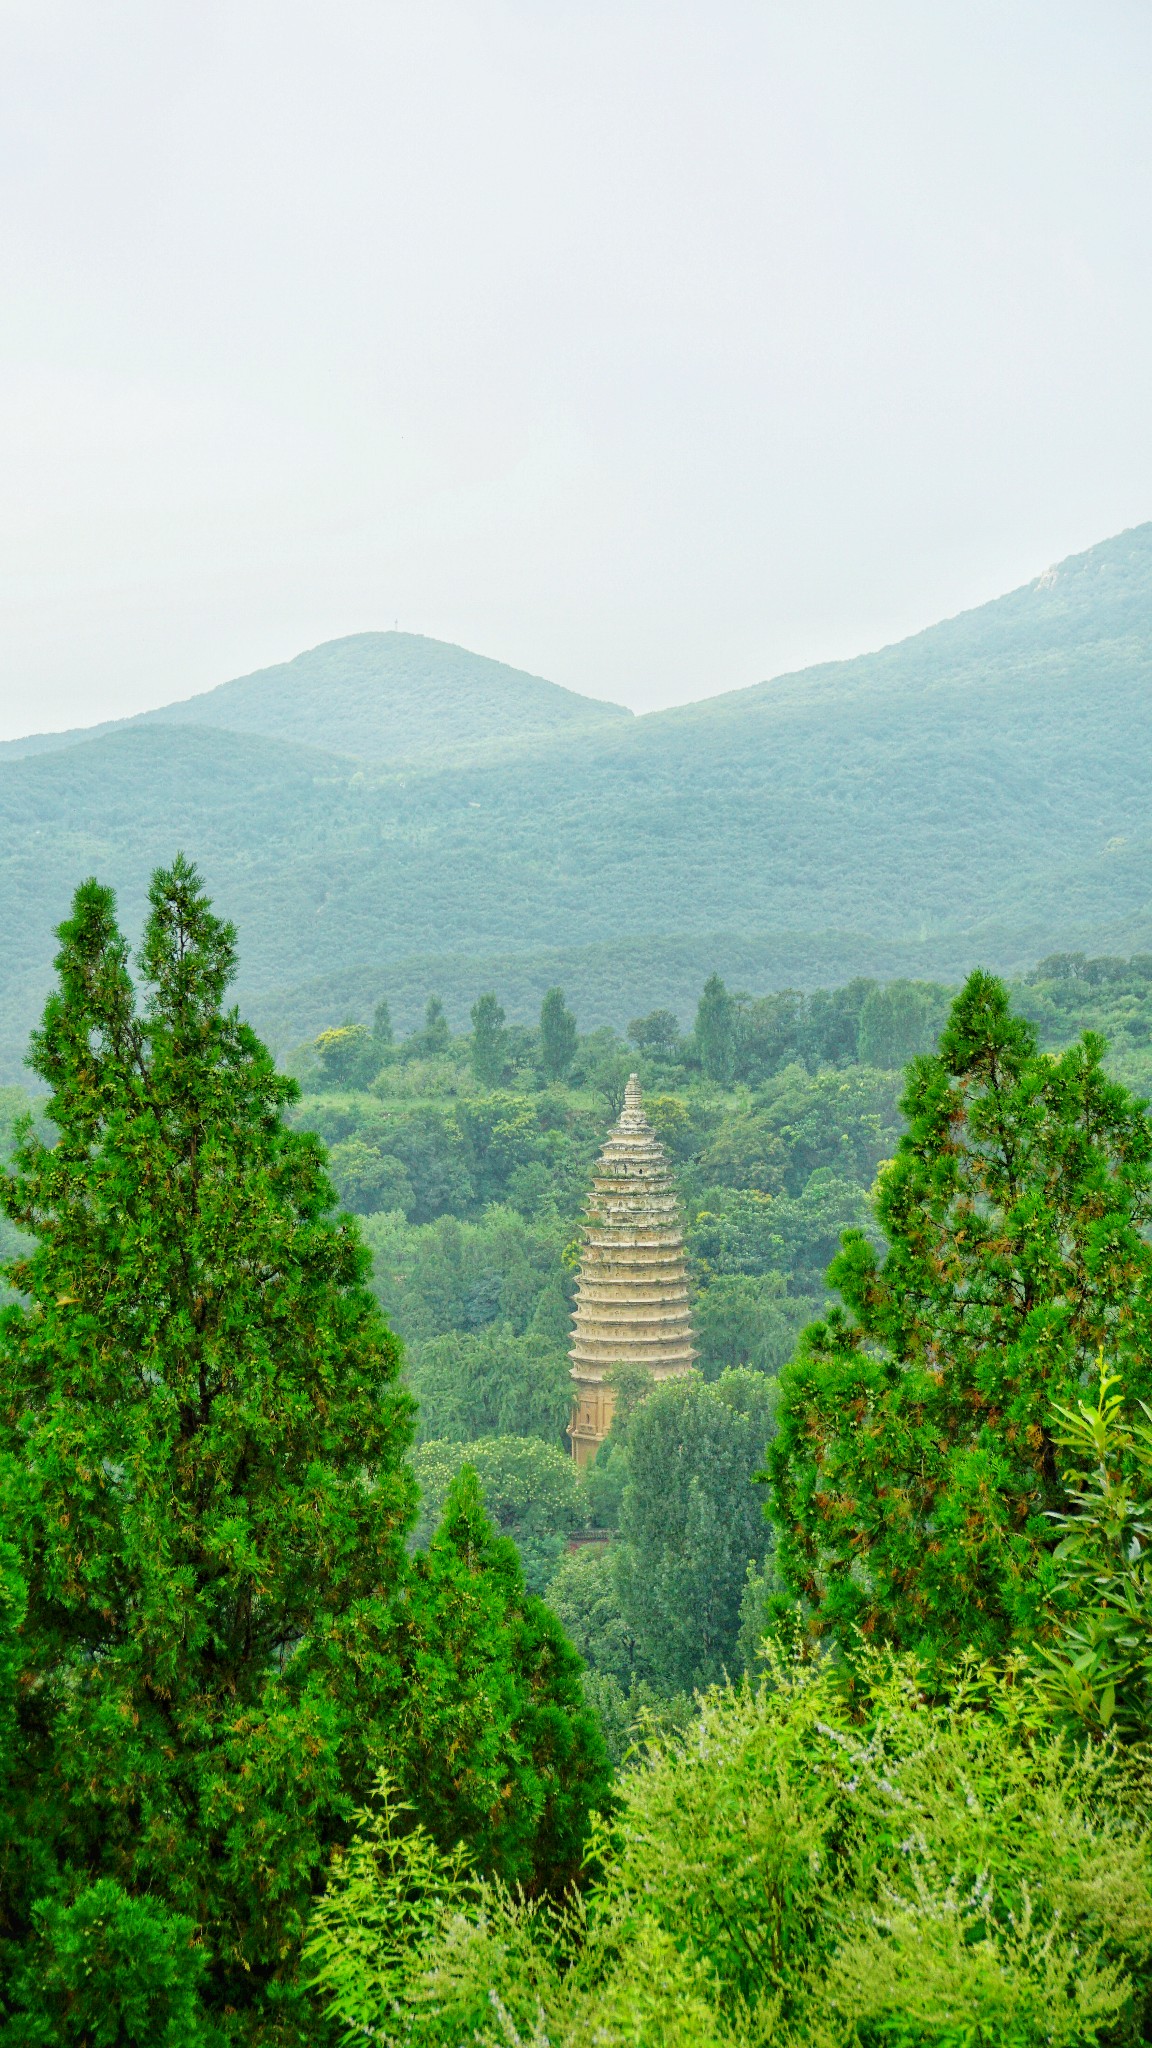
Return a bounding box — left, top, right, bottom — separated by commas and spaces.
568, 1074, 695, 1465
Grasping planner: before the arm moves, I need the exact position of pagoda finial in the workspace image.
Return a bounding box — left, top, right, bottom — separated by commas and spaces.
623, 1072, 642, 1112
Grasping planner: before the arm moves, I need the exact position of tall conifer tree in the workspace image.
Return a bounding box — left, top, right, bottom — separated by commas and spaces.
769, 970, 1152, 1663
0, 860, 416, 2040
469, 991, 507, 1087
400, 1467, 610, 1892
694, 973, 736, 1084
539, 988, 577, 1082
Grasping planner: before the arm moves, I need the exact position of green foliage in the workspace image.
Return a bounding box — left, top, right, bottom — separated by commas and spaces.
314, 1021, 383, 1091
683, 1061, 903, 1205
627, 1007, 683, 1062
399, 1468, 611, 1890
555, 1370, 779, 1696
539, 987, 577, 1082
856, 977, 950, 1069
0, 1476, 28, 1757
1037, 1361, 1152, 1741
695, 971, 735, 1083
0, 860, 418, 2041
361, 1206, 569, 1349
693, 1271, 815, 1379
327, 1133, 414, 1213
689, 1175, 871, 1294
769, 970, 1152, 1665
1018, 951, 1152, 1098
614, 1369, 779, 1691
412, 1437, 586, 1593
407, 1326, 573, 1447
3, 1881, 210, 2048
308, 1090, 604, 1227
0, 1085, 41, 1304
576, 1672, 694, 1769
309, 1651, 1152, 2048
470, 992, 508, 1087
302, 1776, 477, 2043
544, 1546, 641, 1688
419, 994, 452, 1057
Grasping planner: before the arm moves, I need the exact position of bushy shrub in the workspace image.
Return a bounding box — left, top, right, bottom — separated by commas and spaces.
310, 1650, 1152, 2047
1036, 1360, 1152, 1741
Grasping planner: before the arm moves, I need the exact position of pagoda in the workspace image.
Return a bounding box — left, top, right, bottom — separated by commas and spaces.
568, 1074, 695, 1464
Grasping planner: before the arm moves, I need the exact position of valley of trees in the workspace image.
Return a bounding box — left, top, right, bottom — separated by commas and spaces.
3, 865, 1152, 2043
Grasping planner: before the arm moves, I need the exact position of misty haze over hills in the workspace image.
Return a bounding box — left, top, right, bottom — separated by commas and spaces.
0, 520, 1150, 1078
0, 634, 631, 766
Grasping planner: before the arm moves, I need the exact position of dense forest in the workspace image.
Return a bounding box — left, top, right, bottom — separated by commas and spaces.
5, 868, 1152, 2044
3, 522, 1152, 1078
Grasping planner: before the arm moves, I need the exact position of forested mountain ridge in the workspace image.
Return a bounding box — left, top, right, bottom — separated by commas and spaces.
0, 520, 1150, 1078
0, 631, 632, 765
664, 514, 1152, 728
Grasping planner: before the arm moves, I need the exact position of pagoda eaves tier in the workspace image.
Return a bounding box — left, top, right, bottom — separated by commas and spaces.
568, 1073, 695, 1465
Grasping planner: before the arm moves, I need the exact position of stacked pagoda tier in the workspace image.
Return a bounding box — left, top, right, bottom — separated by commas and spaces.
568, 1073, 695, 1464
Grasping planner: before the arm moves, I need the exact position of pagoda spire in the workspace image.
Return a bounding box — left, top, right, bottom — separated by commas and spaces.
568, 1073, 695, 1465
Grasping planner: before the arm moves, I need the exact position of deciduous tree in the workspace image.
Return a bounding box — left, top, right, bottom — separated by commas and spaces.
614, 1369, 779, 1692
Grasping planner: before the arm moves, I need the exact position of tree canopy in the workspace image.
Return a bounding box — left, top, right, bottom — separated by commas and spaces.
768, 969, 1152, 1663
469, 991, 507, 1087
0, 860, 607, 2043
0, 860, 420, 2039
539, 987, 578, 1082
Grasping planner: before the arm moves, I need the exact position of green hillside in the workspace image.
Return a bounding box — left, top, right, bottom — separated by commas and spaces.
1, 522, 1150, 1077
0, 632, 631, 765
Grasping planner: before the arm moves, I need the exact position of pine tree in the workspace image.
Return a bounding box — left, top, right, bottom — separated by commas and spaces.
0, 860, 416, 2041
539, 988, 577, 1082
469, 992, 507, 1088
400, 1467, 611, 1892
694, 973, 735, 1084
768, 970, 1152, 1664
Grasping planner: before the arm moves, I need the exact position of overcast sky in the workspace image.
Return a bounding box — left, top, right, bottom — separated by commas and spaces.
1, 0, 1150, 736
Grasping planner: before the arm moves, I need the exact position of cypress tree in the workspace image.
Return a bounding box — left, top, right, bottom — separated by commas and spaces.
469, 991, 507, 1088
401, 1467, 611, 1892
694, 973, 735, 1085
0, 860, 416, 2041
539, 988, 577, 1082
421, 995, 451, 1056
768, 970, 1152, 1664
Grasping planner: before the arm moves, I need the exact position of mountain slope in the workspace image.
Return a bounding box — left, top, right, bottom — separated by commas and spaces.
0, 633, 631, 765
1, 522, 1149, 1075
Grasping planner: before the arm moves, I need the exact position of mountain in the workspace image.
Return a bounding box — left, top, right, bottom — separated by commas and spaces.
0, 633, 632, 765
1, 523, 1150, 1076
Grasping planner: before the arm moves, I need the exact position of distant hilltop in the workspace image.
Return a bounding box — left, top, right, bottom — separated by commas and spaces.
0, 631, 632, 767
0, 519, 1150, 1078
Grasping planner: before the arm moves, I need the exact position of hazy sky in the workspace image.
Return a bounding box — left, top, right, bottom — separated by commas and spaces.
1, 0, 1150, 736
